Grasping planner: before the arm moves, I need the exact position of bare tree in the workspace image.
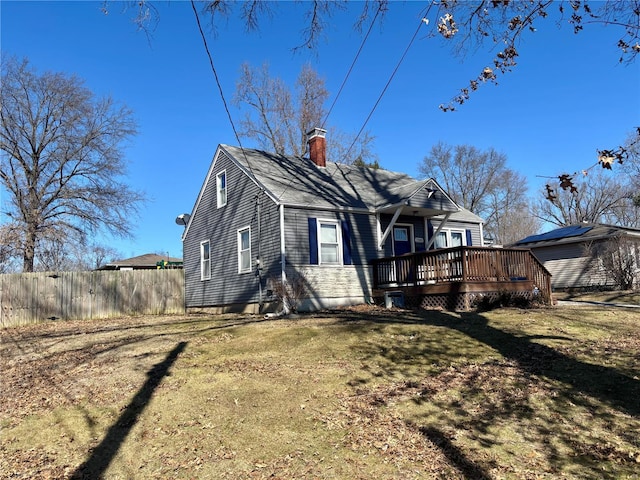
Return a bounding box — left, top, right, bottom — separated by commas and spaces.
326, 128, 379, 167
584, 235, 639, 290
36, 238, 123, 272
619, 130, 640, 206
0, 58, 144, 272
85, 244, 122, 270
234, 62, 299, 156
120, 1, 639, 101
419, 142, 537, 243
0, 223, 21, 273
535, 170, 637, 227
112, 1, 639, 182
419, 142, 505, 213
485, 170, 541, 245
234, 62, 377, 164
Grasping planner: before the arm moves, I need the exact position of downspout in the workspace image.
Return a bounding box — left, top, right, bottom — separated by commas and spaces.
265, 203, 290, 318
280, 204, 286, 285
256, 193, 263, 309
279, 204, 290, 314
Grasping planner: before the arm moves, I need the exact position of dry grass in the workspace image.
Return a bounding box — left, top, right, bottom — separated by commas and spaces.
554, 289, 640, 305
1, 304, 639, 479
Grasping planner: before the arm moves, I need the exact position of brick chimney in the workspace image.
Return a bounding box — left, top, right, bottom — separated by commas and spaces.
307, 127, 327, 167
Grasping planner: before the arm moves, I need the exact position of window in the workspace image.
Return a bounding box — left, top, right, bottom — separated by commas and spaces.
451, 231, 463, 247
394, 227, 408, 242
216, 171, 227, 208
319, 220, 341, 265
308, 218, 352, 265
238, 227, 251, 273
434, 229, 467, 249
435, 231, 448, 249
200, 240, 211, 280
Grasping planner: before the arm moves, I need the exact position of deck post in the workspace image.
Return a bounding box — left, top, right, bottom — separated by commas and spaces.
371, 246, 553, 309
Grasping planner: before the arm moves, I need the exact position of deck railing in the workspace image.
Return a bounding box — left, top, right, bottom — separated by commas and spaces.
371, 246, 551, 299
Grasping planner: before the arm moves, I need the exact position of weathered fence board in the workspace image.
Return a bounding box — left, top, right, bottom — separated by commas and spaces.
0, 270, 184, 328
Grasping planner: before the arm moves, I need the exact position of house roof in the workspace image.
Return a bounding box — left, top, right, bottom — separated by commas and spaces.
98, 253, 183, 270
432, 207, 485, 224
513, 223, 640, 248
219, 144, 460, 213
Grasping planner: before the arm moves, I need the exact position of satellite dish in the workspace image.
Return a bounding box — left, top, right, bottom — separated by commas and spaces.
175, 213, 190, 226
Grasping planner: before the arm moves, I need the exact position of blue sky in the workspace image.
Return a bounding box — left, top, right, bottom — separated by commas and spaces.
2, 1, 639, 260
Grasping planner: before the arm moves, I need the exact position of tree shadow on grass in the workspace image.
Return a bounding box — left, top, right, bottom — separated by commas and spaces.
70, 341, 187, 480
417, 425, 493, 480
331, 307, 640, 477
423, 310, 640, 418
334, 307, 640, 417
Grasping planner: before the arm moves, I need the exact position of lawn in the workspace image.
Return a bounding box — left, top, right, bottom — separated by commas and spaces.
1, 304, 639, 479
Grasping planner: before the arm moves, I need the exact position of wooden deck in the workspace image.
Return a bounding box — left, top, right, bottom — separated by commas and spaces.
371, 247, 552, 310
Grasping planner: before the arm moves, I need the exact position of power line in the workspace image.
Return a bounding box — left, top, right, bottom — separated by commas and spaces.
190, 0, 256, 176
342, 10, 430, 163
276, 4, 385, 202
293, 5, 434, 211
321, 4, 384, 129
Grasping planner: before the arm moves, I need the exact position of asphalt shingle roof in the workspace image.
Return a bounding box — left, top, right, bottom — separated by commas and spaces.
221, 145, 443, 211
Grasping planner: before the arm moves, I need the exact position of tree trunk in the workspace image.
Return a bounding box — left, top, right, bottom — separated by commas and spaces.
23, 227, 36, 272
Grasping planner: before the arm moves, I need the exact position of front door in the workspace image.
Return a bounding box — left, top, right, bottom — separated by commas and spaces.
393, 225, 412, 256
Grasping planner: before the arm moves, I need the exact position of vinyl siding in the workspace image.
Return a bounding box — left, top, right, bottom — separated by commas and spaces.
282, 207, 380, 309
184, 154, 484, 310
529, 242, 617, 289
283, 208, 380, 266
406, 189, 455, 211
378, 214, 429, 255
183, 150, 281, 308
429, 218, 483, 247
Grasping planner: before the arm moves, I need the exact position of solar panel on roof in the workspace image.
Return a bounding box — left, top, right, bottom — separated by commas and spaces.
517, 225, 593, 244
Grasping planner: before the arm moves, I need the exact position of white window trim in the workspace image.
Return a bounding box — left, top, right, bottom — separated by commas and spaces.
318, 219, 343, 266
435, 228, 467, 248
237, 226, 251, 273
200, 240, 211, 280
216, 170, 227, 208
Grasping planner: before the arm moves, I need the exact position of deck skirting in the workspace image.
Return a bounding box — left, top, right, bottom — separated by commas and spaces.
373, 279, 536, 311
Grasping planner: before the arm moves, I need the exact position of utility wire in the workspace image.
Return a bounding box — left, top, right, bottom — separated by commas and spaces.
190, 0, 256, 176
275, 4, 385, 202
342, 12, 429, 163
293, 7, 433, 212
321, 4, 383, 129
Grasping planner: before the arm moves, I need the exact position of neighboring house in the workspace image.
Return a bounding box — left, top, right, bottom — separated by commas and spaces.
512, 223, 640, 290
98, 253, 183, 271
180, 128, 485, 313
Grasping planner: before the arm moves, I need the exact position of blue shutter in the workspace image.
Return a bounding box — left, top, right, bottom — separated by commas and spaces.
427, 220, 434, 250
466, 229, 473, 246
308, 218, 318, 265
341, 220, 352, 265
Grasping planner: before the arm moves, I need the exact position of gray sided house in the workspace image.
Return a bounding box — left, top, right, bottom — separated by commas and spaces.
180, 129, 485, 313
513, 223, 640, 290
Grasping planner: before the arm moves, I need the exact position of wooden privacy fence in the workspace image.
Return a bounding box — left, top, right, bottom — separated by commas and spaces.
1, 269, 185, 328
